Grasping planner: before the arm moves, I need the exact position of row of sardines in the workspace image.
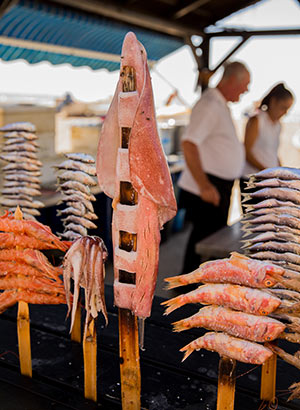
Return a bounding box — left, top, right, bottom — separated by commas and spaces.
163, 167, 300, 401
0, 122, 44, 220
242, 166, 300, 274
0, 122, 107, 328
0, 122, 99, 241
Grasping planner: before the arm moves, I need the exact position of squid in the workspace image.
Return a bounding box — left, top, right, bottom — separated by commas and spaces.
63, 236, 108, 332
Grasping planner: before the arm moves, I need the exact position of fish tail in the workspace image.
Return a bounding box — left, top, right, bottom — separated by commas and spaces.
164, 275, 185, 289
287, 321, 300, 334
241, 194, 252, 203
180, 344, 195, 362
164, 269, 199, 289
172, 319, 189, 332
161, 295, 184, 315
276, 275, 300, 292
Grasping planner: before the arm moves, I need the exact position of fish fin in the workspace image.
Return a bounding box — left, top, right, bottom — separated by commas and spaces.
230, 252, 249, 260
161, 295, 184, 315
180, 345, 195, 362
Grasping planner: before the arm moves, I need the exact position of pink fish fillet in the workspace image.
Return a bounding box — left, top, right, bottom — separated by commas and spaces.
96, 32, 177, 318
162, 283, 281, 316
180, 332, 273, 364
164, 252, 284, 289
173, 305, 285, 342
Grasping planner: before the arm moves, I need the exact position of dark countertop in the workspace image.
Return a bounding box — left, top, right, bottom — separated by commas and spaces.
0, 286, 299, 410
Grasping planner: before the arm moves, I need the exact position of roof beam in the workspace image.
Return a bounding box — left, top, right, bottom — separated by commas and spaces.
0, 35, 122, 62
207, 28, 300, 37
47, 0, 205, 38
173, 0, 210, 20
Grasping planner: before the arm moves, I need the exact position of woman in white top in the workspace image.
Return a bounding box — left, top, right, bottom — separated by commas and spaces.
240, 83, 294, 207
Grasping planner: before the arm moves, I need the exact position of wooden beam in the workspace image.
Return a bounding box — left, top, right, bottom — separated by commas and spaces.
0, 35, 122, 62
47, 0, 205, 37
212, 36, 250, 72
173, 0, 210, 20
208, 28, 300, 37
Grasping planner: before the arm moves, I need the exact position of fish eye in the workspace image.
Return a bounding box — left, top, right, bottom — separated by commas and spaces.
264, 279, 273, 287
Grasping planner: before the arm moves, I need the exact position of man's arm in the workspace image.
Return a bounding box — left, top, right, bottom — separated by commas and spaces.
182, 140, 220, 206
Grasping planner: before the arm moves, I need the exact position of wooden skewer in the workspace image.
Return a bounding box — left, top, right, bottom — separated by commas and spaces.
117, 65, 141, 409
216, 356, 236, 410
15, 206, 32, 378
17, 300, 32, 377
119, 308, 141, 410
71, 303, 81, 343
83, 319, 97, 402
260, 345, 277, 403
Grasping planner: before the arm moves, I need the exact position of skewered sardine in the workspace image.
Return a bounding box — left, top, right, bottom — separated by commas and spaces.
65, 152, 95, 163
243, 187, 300, 205
54, 160, 96, 176
58, 170, 97, 186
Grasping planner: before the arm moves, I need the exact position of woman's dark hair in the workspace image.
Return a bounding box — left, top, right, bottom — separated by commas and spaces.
260, 83, 294, 110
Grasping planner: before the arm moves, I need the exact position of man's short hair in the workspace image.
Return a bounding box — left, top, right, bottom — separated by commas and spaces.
222, 61, 249, 81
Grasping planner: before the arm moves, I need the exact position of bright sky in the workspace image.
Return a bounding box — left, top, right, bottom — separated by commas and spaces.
0, 0, 299, 120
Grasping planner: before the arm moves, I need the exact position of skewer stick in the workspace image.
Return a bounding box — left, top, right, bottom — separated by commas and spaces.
83, 319, 97, 402
260, 343, 277, 403
15, 207, 32, 377
17, 300, 32, 377
71, 303, 81, 343
216, 356, 236, 410
119, 308, 141, 410
117, 65, 141, 409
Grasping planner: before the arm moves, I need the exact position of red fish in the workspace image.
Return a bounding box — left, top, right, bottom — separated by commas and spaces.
164, 252, 284, 289
180, 332, 273, 364
162, 283, 281, 316
173, 305, 285, 342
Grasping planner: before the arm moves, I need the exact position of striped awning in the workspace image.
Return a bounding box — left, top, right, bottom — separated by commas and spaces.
0, 0, 184, 70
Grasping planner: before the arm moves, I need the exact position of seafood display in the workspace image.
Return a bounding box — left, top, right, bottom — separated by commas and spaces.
0, 208, 68, 312
96, 32, 176, 318
63, 235, 108, 332
241, 166, 300, 399
242, 167, 300, 276
163, 243, 300, 367
0, 122, 44, 219
55, 153, 98, 241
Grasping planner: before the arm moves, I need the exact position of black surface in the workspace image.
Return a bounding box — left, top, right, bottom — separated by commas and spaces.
0, 286, 299, 410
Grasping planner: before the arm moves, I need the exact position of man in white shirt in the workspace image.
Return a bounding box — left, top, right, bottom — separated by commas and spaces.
178, 61, 250, 274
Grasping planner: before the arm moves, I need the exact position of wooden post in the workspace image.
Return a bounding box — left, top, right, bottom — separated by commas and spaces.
216, 356, 236, 410
71, 304, 81, 343
119, 308, 141, 410
17, 300, 32, 377
15, 207, 32, 378
260, 350, 277, 403
83, 319, 97, 402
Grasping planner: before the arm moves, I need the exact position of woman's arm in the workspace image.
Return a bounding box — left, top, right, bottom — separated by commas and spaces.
244, 116, 265, 171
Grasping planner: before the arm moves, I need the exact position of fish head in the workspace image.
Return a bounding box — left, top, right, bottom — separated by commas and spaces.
262, 263, 285, 287
263, 275, 277, 288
